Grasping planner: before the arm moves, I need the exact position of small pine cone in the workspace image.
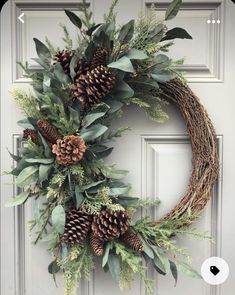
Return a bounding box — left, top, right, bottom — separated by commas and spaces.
53, 49, 74, 74
91, 209, 130, 241
61, 209, 93, 246
90, 233, 104, 256
121, 230, 143, 252
37, 119, 62, 144
90, 47, 108, 69
52, 135, 87, 166
23, 129, 40, 145
71, 65, 115, 107
74, 58, 89, 77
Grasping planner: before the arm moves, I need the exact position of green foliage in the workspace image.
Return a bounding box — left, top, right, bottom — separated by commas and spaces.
57, 243, 94, 295
29, 202, 55, 244
47, 171, 67, 199
40, 95, 76, 135
114, 242, 154, 293
45, 37, 58, 54
5, 191, 30, 207
131, 7, 165, 54
165, 0, 182, 21
103, 0, 119, 24
11, 88, 42, 119
81, 187, 114, 214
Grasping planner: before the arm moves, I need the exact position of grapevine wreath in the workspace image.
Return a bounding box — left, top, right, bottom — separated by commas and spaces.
6, 0, 219, 294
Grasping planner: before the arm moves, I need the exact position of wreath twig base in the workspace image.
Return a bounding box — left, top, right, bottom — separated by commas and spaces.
159, 79, 219, 222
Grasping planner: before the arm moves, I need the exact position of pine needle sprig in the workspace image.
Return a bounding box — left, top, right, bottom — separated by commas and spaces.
11, 88, 42, 119
60, 24, 73, 50
104, 0, 119, 24
57, 243, 94, 295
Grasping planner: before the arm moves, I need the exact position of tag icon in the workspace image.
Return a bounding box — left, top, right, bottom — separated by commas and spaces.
201, 257, 229, 285
210, 265, 220, 276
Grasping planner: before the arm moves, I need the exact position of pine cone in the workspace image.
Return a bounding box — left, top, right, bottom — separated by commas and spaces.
91, 47, 108, 69
74, 58, 89, 77
52, 135, 87, 166
121, 230, 143, 252
90, 233, 104, 256
71, 65, 116, 107
54, 50, 73, 74
23, 129, 40, 145
91, 209, 130, 241
62, 209, 92, 246
37, 119, 62, 144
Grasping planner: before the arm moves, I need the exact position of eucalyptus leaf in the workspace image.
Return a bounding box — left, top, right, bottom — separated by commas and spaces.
54, 63, 71, 84
80, 180, 105, 192
39, 164, 52, 182
169, 260, 178, 286
108, 252, 121, 282
86, 23, 103, 36
81, 124, 108, 141
68, 106, 80, 128
90, 145, 113, 159
75, 186, 85, 208
33, 38, 51, 60
102, 243, 111, 267
143, 241, 154, 259
102, 168, 128, 179
149, 24, 165, 43
85, 41, 96, 62
118, 20, 135, 44
126, 49, 148, 60
26, 158, 54, 164
176, 261, 202, 279
16, 166, 39, 187
48, 260, 60, 274
116, 195, 139, 207
153, 54, 170, 70
108, 56, 134, 73
106, 100, 123, 114
64, 10, 82, 28
83, 111, 108, 128
152, 246, 170, 274
112, 80, 134, 100
165, 0, 182, 20
161, 27, 192, 41
38, 133, 52, 158
70, 53, 81, 79
151, 71, 172, 82
52, 205, 66, 234
17, 118, 33, 129
5, 191, 30, 207
7, 149, 21, 162
108, 182, 131, 196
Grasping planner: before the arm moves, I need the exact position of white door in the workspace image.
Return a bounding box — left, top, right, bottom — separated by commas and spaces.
1, 0, 235, 295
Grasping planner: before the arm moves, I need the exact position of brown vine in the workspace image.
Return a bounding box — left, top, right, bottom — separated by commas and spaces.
158, 79, 219, 224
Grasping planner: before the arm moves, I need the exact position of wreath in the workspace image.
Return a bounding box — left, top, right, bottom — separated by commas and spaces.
7, 0, 219, 294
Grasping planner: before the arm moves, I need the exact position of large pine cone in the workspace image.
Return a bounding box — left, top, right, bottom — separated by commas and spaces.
61, 209, 92, 246
71, 65, 115, 107
54, 49, 73, 74
91, 47, 108, 69
91, 209, 130, 241
52, 135, 87, 166
23, 129, 40, 145
90, 233, 104, 256
74, 58, 89, 77
121, 230, 143, 252
37, 119, 62, 144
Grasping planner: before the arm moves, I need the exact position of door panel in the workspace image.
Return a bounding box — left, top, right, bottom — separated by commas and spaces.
1, 1, 235, 295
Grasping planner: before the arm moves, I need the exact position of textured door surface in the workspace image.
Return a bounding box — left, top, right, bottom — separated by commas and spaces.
1, 1, 235, 295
